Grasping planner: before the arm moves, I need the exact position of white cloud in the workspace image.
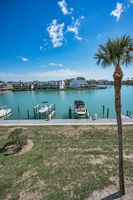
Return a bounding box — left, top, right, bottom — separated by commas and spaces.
40, 38, 48, 51
0, 73, 16, 77
71, 16, 74, 21
27, 69, 83, 78
67, 19, 82, 40
47, 19, 64, 48
110, 3, 124, 21
75, 35, 82, 41
0, 69, 84, 80
81, 16, 85, 19
58, 0, 73, 15
70, 7, 74, 12
125, 1, 133, 9
49, 63, 63, 67
19, 57, 29, 62
40, 46, 43, 51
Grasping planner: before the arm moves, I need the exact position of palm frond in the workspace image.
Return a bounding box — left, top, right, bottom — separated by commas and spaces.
94, 35, 133, 68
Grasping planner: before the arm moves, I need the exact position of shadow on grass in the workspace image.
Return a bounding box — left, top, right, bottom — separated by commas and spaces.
101, 191, 123, 200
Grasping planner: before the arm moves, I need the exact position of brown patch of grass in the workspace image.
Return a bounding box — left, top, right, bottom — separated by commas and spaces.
89, 155, 110, 165
19, 190, 43, 200
58, 147, 102, 153
36, 179, 47, 188
124, 153, 133, 161
22, 169, 37, 181
63, 180, 82, 191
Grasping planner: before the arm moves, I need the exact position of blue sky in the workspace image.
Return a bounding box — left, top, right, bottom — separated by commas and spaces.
0, 0, 133, 81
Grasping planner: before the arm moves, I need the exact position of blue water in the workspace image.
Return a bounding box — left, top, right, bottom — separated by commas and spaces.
0, 85, 133, 119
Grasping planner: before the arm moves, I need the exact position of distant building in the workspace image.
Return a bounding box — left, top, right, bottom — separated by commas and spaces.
59, 81, 65, 89
22, 82, 32, 89
49, 80, 65, 89
0, 82, 13, 91
12, 82, 33, 90
70, 80, 89, 88
0, 82, 5, 90
35, 82, 50, 89
97, 80, 110, 85
12, 82, 23, 89
33, 80, 65, 89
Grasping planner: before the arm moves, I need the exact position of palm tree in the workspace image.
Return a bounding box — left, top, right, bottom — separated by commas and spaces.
94, 35, 133, 195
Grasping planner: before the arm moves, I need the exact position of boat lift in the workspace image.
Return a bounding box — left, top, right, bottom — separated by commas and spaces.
0, 105, 12, 119
33, 102, 55, 120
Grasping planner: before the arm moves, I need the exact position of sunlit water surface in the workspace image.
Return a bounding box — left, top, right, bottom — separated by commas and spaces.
0, 85, 132, 119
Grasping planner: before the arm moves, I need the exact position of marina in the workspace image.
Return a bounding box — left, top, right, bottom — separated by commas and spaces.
0, 85, 133, 120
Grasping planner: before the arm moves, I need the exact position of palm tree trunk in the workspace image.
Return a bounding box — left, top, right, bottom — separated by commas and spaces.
113, 65, 125, 195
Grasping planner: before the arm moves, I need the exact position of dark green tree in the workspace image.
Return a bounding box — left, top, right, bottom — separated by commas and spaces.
76, 77, 85, 80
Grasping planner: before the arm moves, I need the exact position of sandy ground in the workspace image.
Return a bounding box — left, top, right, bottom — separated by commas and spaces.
14, 139, 33, 156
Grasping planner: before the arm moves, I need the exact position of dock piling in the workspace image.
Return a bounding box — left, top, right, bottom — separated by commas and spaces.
103, 105, 105, 118
17, 105, 20, 114
27, 109, 30, 119
33, 108, 36, 119
107, 108, 109, 118
69, 105, 72, 119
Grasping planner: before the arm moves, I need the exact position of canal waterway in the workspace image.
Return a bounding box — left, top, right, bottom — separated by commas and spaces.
0, 85, 133, 119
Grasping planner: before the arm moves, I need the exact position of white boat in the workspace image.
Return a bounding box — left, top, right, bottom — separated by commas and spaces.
38, 102, 55, 115
121, 114, 133, 119
0, 106, 12, 118
74, 100, 87, 115
38, 102, 49, 114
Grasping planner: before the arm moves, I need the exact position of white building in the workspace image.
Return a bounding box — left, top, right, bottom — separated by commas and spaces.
49, 80, 65, 89
59, 81, 65, 89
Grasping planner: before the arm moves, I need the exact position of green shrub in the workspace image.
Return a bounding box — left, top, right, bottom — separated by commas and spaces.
8, 128, 27, 147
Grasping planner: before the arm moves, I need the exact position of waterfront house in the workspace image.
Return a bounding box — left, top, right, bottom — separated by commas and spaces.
0, 82, 13, 91
34, 82, 50, 89
59, 80, 65, 89
12, 82, 23, 89
22, 82, 32, 89
97, 80, 110, 85
49, 80, 65, 89
0, 82, 5, 91
33, 80, 65, 89
70, 80, 89, 88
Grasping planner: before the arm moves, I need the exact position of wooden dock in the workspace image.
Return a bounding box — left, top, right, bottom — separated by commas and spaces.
0, 118, 133, 126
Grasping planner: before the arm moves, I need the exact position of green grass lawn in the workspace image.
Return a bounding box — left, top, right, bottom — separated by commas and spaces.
0, 125, 133, 200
